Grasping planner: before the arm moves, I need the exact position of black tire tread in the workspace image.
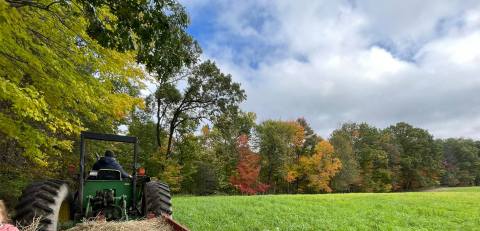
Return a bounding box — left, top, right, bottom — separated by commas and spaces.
14, 180, 71, 231
143, 181, 172, 216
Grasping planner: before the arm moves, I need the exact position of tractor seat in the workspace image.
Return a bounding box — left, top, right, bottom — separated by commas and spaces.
87, 169, 122, 181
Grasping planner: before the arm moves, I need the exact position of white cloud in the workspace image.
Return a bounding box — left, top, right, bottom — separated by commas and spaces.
181, 0, 480, 139
418, 32, 480, 67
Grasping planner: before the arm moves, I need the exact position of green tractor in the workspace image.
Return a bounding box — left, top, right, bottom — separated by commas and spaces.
14, 131, 173, 230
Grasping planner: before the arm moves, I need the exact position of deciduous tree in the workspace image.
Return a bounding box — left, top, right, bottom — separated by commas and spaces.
291, 141, 341, 193
0, 0, 146, 200
257, 120, 304, 193
386, 122, 443, 190
440, 138, 480, 186
154, 61, 246, 158
330, 128, 361, 192
230, 135, 268, 195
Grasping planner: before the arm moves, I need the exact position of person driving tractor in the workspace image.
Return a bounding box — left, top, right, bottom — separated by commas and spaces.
92, 150, 131, 178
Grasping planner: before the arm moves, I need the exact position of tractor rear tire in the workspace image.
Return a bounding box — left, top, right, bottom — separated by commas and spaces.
14, 180, 73, 231
143, 181, 172, 216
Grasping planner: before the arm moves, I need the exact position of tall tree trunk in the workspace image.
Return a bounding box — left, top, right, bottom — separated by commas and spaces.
155, 78, 166, 148
295, 149, 300, 193
156, 97, 162, 147
166, 125, 175, 158
166, 114, 179, 158
267, 160, 273, 190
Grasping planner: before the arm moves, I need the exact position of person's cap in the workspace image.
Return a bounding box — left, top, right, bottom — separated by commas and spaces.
105, 150, 115, 157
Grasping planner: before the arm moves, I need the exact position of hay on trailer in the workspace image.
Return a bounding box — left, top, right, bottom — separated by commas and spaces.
17, 217, 41, 231
66, 218, 173, 231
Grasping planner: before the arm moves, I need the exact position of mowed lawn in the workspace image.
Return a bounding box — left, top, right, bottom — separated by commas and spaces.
172, 187, 480, 231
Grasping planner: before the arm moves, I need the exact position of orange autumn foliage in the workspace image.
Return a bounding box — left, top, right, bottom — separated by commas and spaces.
286, 121, 305, 148
286, 169, 299, 183
230, 135, 269, 194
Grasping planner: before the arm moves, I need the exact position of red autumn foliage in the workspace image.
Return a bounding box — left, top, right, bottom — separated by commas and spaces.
230, 134, 269, 195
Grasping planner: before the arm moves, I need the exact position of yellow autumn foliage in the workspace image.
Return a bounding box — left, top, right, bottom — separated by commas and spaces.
297, 141, 342, 192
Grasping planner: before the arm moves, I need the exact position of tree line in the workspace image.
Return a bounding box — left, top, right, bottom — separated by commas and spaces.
129, 116, 480, 195
1, 0, 479, 205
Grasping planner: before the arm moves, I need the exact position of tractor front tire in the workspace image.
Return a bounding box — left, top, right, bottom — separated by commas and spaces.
143, 181, 172, 217
14, 180, 73, 231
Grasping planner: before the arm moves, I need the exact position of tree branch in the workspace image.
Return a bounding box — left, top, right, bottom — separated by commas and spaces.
7, 0, 62, 10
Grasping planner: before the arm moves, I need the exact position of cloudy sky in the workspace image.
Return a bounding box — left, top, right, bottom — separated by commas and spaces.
179, 0, 480, 139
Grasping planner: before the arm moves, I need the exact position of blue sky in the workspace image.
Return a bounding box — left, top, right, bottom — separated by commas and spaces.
180, 0, 480, 138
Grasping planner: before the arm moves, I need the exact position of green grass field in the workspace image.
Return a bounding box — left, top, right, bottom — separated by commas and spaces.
172, 187, 480, 231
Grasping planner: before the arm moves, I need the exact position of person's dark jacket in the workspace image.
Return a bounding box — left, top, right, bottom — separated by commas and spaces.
92, 156, 130, 178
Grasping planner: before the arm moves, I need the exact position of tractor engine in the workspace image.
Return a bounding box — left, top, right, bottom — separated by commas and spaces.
86, 189, 128, 221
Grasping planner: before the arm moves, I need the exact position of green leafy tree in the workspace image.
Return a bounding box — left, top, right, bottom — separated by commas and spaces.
175, 134, 205, 194
330, 127, 361, 192
380, 131, 403, 191
296, 118, 321, 156
256, 120, 304, 193
207, 111, 257, 192
386, 122, 443, 190
190, 161, 218, 195
354, 124, 392, 192
441, 138, 480, 186
126, 111, 161, 169
153, 61, 246, 158
329, 123, 393, 192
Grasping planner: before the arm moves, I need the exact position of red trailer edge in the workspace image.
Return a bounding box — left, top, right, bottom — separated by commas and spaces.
161, 214, 190, 231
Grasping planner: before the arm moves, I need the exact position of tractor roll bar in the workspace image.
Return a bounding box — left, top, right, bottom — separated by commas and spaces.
81, 131, 137, 143
79, 131, 139, 215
